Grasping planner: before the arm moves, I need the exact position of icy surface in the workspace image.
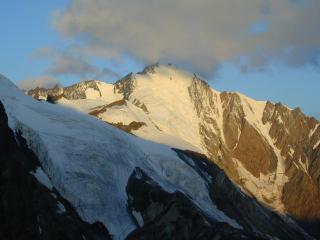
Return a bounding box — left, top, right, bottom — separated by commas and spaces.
309, 123, 319, 137
0, 75, 241, 239
314, 140, 320, 150
32, 167, 53, 190
131, 210, 144, 227
56, 201, 66, 214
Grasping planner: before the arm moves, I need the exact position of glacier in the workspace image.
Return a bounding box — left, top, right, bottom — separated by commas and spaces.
0, 74, 241, 239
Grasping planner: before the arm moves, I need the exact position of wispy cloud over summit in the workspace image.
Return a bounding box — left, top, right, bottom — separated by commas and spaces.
18, 75, 60, 91
53, 0, 320, 74
30, 47, 121, 83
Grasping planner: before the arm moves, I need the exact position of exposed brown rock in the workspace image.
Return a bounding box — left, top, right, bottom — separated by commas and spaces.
188, 78, 320, 238
233, 120, 277, 177
188, 76, 222, 160
283, 166, 320, 220
132, 99, 149, 113
111, 121, 146, 134
261, 101, 320, 226
114, 73, 135, 99
46, 94, 64, 104
221, 92, 245, 151
89, 99, 127, 116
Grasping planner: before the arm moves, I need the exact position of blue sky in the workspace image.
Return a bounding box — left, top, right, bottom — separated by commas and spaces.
0, 0, 319, 119
0, 1, 65, 80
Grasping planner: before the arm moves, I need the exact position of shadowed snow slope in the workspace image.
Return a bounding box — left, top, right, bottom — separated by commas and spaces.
0, 100, 111, 240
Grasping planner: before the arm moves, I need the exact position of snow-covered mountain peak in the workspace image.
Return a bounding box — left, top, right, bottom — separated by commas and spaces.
26, 64, 320, 236
138, 63, 179, 75
2, 65, 320, 239
1, 74, 246, 238
138, 62, 161, 75
133, 63, 205, 88
3, 72, 317, 239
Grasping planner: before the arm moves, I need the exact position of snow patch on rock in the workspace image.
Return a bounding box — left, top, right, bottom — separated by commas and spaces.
32, 167, 53, 190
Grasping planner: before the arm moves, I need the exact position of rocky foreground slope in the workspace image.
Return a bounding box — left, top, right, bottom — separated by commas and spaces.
28, 64, 320, 239
0, 101, 111, 240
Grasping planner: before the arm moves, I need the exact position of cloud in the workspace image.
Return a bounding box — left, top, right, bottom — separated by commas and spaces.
94, 67, 121, 81
18, 76, 60, 90
47, 54, 97, 77
53, 0, 320, 74
30, 47, 122, 82
31, 47, 59, 59
31, 46, 99, 77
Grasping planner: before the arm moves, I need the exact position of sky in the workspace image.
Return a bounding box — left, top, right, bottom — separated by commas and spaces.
0, 0, 319, 119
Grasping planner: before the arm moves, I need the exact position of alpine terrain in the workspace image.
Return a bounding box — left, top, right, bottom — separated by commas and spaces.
0, 63, 319, 240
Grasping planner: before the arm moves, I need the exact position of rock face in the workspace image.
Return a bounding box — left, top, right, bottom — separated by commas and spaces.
0, 101, 111, 240
262, 102, 320, 237
27, 64, 320, 239
177, 150, 312, 240
125, 151, 310, 240
188, 75, 320, 238
126, 168, 252, 240
28, 80, 101, 101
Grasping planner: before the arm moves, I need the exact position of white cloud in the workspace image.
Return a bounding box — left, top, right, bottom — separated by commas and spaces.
18, 76, 60, 90
54, 0, 320, 74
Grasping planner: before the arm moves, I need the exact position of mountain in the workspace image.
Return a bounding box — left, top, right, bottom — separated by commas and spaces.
27, 63, 320, 239
2, 72, 310, 240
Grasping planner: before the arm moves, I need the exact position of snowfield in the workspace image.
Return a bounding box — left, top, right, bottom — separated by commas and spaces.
0, 74, 241, 239
45, 64, 292, 214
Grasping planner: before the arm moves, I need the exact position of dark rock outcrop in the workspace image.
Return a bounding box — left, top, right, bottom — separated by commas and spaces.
89, 99, 127, 116
126, 168, 255, 240
111, 121, 146, 134
0, 101, 111, 240
175, 150, 310, 240
114, 73, 135, 100
125, 150, 310, 240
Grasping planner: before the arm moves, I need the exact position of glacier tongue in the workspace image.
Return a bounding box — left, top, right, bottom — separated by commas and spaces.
0, 75, 241, 239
